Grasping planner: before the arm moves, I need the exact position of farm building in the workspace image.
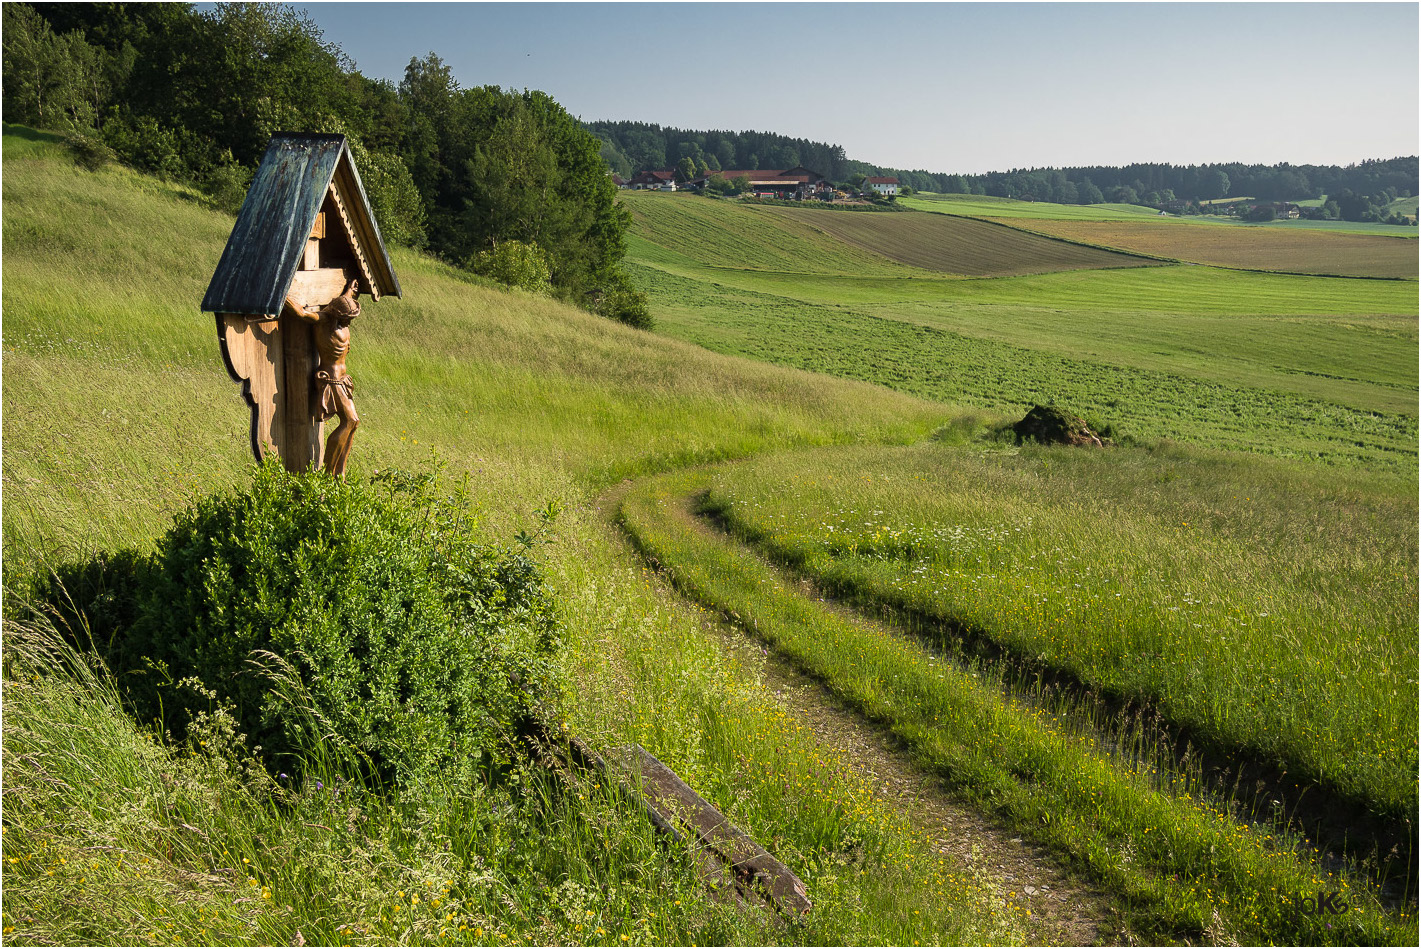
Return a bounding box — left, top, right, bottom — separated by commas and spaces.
628, 170, 678, 190
865, 176, 899, 196
688, 167, 833, 200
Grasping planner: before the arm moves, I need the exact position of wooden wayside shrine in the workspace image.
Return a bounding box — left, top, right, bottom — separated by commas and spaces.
202, 133, 401, 472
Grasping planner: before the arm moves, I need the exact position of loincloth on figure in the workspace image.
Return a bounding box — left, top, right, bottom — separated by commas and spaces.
315, 369, 354, 422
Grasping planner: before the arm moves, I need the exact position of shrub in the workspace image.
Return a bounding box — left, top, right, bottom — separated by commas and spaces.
63, 130, 115, 171
597, 287, 654, 329
468, 239, 554, 295
200, 153, 254, 215
104, 462, 562, 787
592, 269, 654, 329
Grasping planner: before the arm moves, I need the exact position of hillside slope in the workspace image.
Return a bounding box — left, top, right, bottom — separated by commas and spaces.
3, 129, 1039, 947
1, 129, 951, 557
625, 190, 1156, 277
625, 190, 1418, 469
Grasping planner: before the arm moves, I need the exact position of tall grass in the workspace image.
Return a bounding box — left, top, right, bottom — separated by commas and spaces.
618, 466, 1417, 946
699, 442, 1419, 822
2, 128, 1027, 944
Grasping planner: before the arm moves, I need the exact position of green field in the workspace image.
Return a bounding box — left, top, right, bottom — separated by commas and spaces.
903, 192, 1167, 220
1387, 195, 1419, 219
622, 191, 918, 275
699, 443, 1418, 818
619, 458, 1415, 945
627, 195, 1417, 469
5, 128, 1418, 947
620, 189, 1418, 938
1004, 218, 1417, 278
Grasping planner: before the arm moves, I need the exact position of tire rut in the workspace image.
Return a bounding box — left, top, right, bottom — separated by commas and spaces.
597, 479, 1134, 946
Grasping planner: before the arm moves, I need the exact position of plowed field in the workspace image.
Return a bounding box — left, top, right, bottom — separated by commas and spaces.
769, 206, 1158, 276
1005, 219, 1419, 278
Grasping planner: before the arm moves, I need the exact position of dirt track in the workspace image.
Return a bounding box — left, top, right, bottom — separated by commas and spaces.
596, 479, 1131, 946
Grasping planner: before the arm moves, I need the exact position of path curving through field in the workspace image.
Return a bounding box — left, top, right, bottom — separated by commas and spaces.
597, 476, 1128, 945
606, 460, 1418, 947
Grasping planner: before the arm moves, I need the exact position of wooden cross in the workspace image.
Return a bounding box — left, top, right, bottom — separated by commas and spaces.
202, 134, 401, 472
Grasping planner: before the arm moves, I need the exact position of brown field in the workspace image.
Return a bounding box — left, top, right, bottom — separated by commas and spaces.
1002, 219, 1419, 278
766, 207, 1160, 277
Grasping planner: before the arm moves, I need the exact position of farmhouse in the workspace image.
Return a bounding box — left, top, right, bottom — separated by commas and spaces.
865, 176, 899, 196
628, 169, 678, 190
689, 166, 833, 200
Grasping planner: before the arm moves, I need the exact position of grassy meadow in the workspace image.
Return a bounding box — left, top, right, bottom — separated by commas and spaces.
618, 461, 1414, 945
2, 127, 1038, 946
4, 124, 1418, 948
625, 191, 1417, 470
698, 443, 1418, 820
616, 186, 1418, 942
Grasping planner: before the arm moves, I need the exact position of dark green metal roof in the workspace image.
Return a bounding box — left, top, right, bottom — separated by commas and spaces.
201, 133, 401, 316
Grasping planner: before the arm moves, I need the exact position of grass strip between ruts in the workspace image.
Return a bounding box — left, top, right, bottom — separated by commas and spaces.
618, 467, 1416, 947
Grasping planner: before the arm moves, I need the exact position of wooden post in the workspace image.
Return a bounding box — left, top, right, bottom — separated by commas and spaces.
279, 312, 323, 472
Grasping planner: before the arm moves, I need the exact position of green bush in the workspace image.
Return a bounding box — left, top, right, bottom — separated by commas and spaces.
104, 462, 562, 787
200, 153, 254, 215
592, 269, 654, 329
468, 239, 554, 295
597, 287, 654, 329
63, 130, 115, 170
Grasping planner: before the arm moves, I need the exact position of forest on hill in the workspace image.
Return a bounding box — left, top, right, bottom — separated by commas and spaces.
1, 1, 649, 323
589, 120, 1416, 220
585, 119, 852, 183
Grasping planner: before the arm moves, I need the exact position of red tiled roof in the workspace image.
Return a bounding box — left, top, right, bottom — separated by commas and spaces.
865, 177, 899, 185
705, 170, 814, 185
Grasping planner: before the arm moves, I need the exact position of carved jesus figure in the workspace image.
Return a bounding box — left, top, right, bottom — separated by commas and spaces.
286, 278, 361, 478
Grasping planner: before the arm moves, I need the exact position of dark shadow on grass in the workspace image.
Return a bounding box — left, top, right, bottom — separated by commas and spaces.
690, 490, 1418, 904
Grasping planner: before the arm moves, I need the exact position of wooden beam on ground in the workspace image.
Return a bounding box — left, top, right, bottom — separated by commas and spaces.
611, 745, 813, 918
526, 726, 810, 919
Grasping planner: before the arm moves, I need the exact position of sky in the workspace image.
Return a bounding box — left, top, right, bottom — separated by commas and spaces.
290, 1, 1419, 174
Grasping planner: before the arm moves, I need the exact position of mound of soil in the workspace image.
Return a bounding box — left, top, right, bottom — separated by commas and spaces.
1012, 405, 1106, 447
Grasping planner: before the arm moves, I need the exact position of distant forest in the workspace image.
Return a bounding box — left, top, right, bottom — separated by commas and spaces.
588, 120, 1416, 220
586, 120, 851, 181
848, 157, 1418, 213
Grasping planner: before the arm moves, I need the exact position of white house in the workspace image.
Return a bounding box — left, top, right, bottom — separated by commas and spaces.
865, 176, 899, 196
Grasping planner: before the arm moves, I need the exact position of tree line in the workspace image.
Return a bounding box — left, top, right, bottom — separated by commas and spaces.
2, 2, 649, 325
585, 114, 1415, 223
585, 120, 850, 181
844, 157, 1417, 221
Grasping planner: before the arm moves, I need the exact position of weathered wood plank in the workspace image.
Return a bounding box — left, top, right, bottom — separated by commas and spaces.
613, 745, 813, 917
288, 268, 352, 311
218, 313, 284, 461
